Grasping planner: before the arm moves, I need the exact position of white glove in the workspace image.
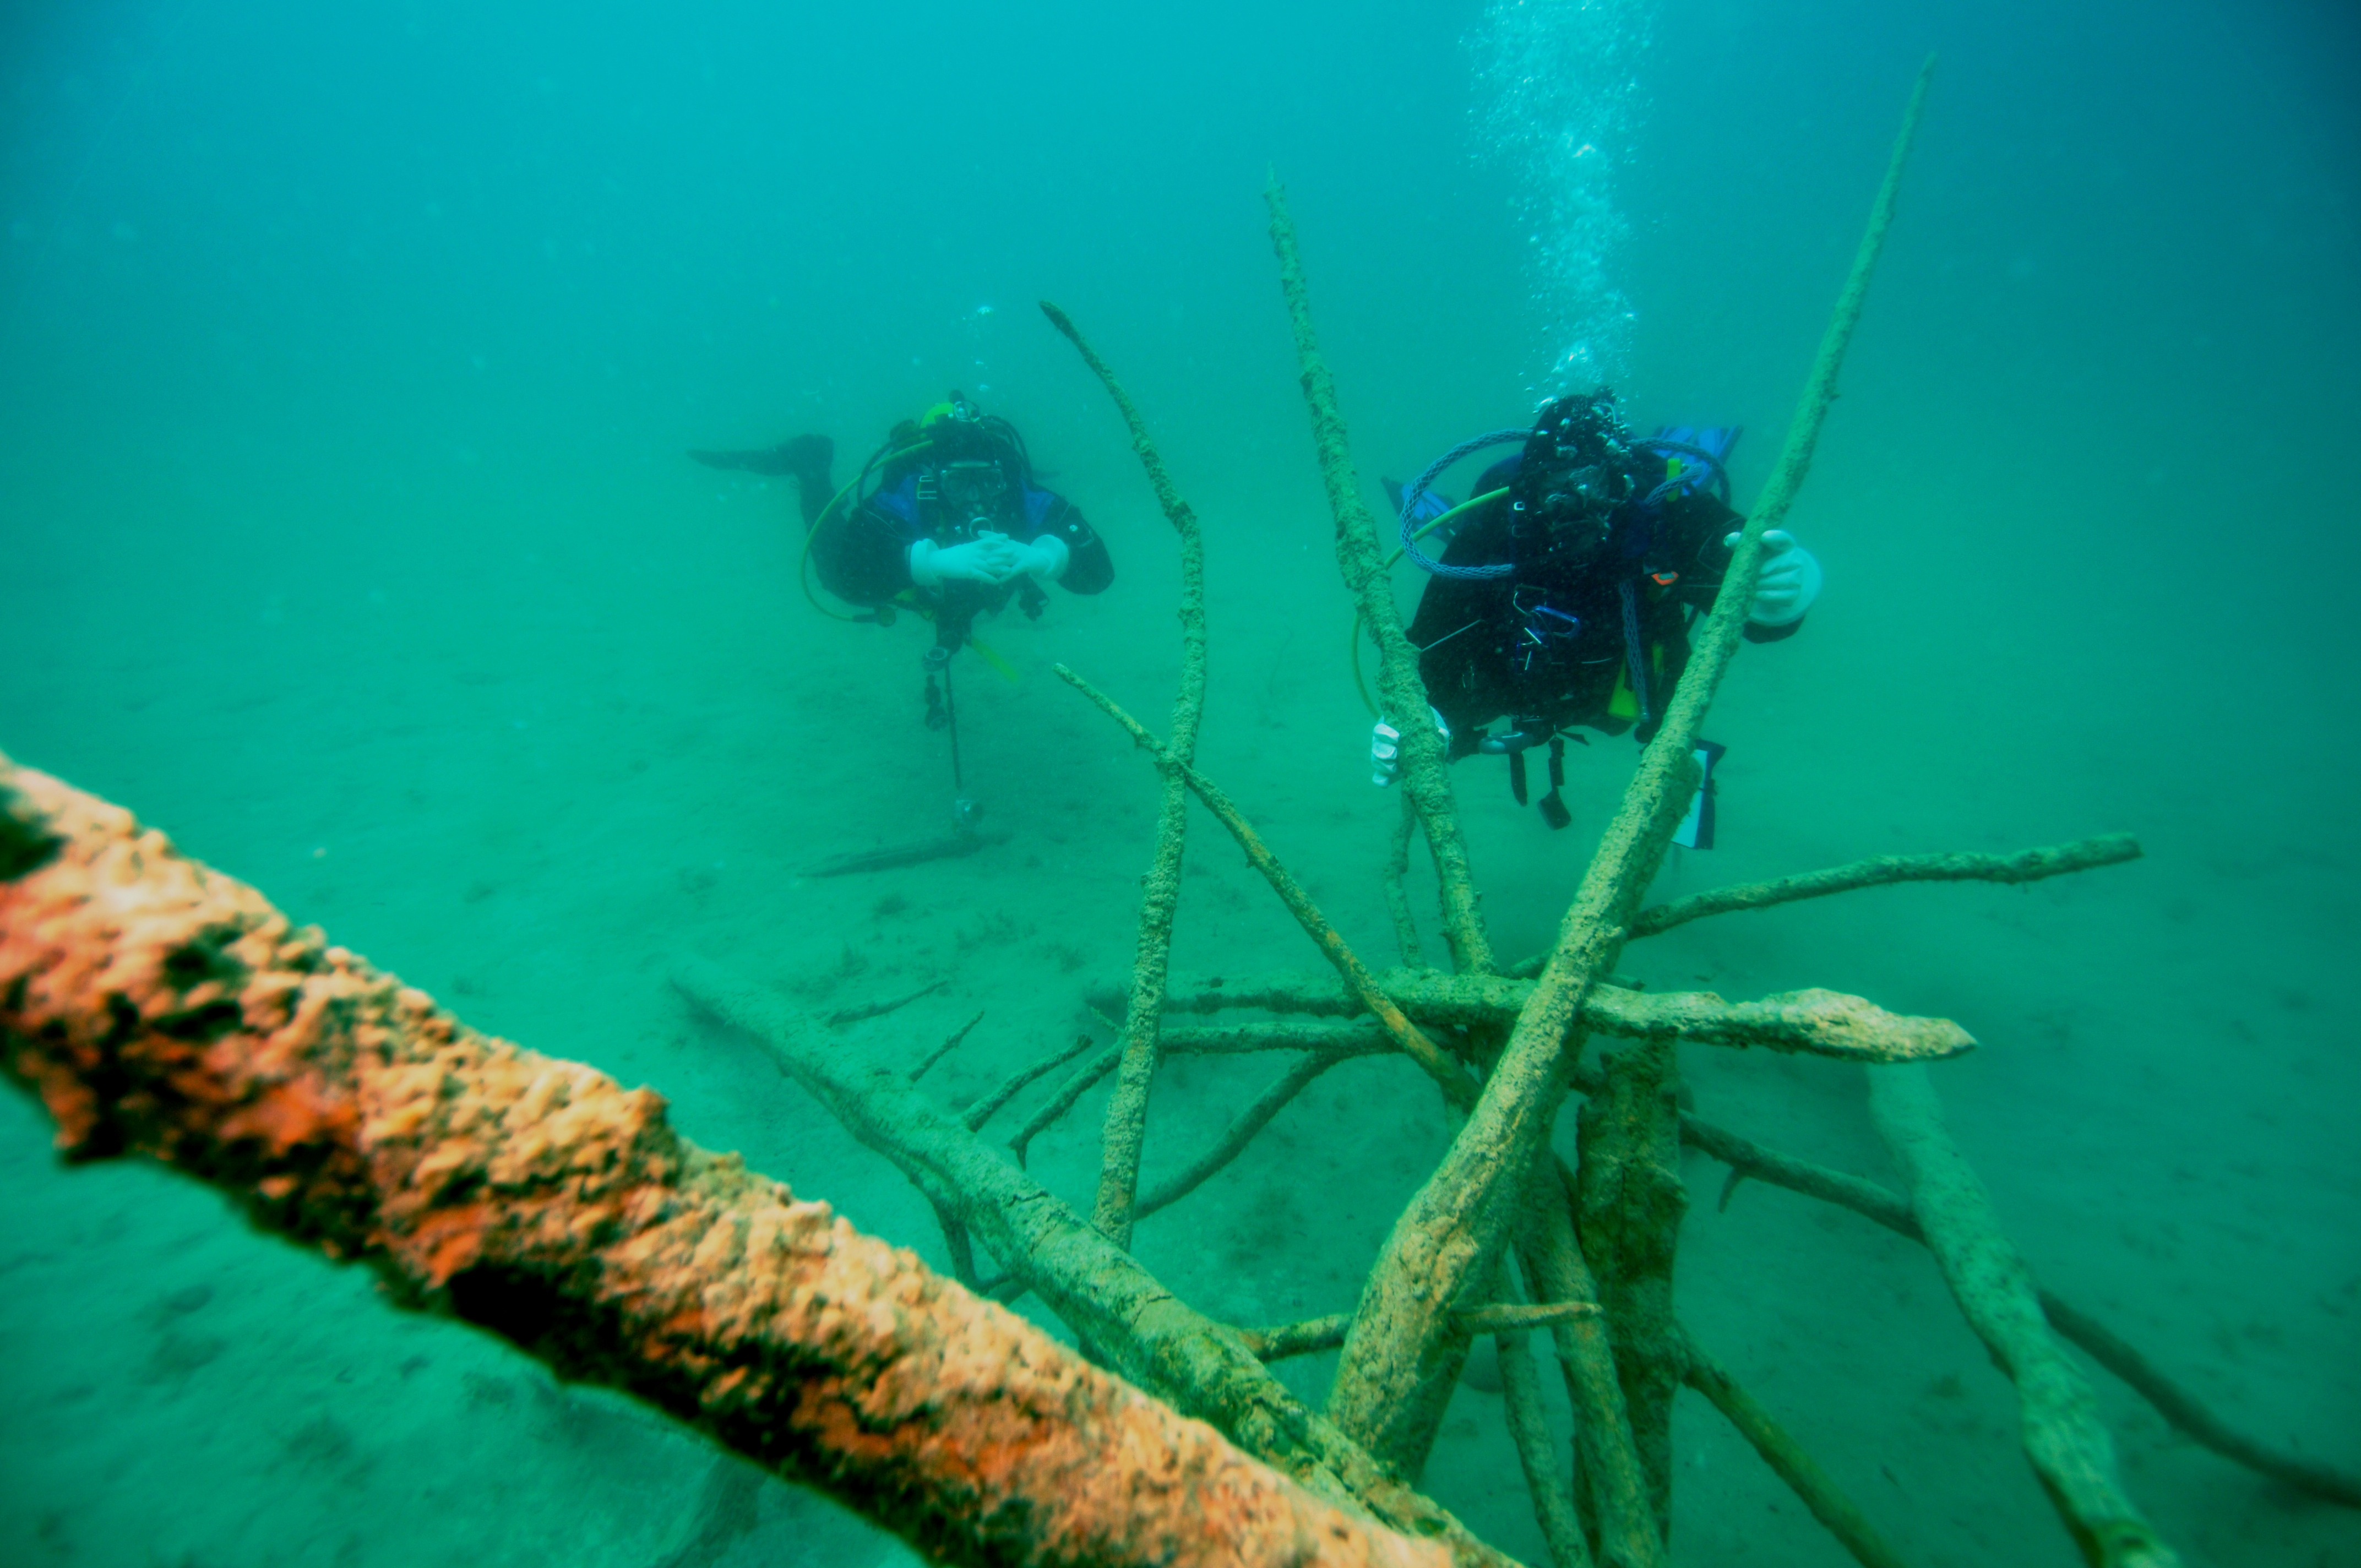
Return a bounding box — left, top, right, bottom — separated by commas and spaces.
1371, 708, 1450, 786
1723, 529, 1823, 627
1007, 532, 1070, 581
910, 533, 1021, 587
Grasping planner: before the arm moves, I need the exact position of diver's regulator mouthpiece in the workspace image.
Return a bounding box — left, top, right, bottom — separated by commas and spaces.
938, 458, 1010, 537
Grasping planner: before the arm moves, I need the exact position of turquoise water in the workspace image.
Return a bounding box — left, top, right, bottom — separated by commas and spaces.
3, 1, 2355, 1564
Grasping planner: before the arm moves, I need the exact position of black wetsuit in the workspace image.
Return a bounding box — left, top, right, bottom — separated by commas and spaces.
1406, 453, 1798, 756
816, 442, 1112, 609
694, 421, 1113, 653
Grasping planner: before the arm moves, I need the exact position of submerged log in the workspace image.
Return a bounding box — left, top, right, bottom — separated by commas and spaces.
0, 755, 1453, 1568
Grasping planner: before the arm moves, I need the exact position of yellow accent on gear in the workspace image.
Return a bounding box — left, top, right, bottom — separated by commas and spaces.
967, 635, 1020, 684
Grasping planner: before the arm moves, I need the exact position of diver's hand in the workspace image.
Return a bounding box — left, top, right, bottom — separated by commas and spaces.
910, 534, 1022, 587
1371, 708, 1451, 786
1007, 532, 1070, 581
1724, 529, 1823, 627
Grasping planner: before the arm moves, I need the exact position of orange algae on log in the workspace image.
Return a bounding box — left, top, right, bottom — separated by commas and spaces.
0, 753, 1449, 1568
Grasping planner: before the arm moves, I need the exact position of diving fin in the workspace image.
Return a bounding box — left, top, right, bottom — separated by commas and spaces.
1383, 477, 1456, 525
689, 434, 833, 483
1671, 740, 1727, 850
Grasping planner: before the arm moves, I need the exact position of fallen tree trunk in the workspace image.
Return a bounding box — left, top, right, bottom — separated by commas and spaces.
0, 754, 1455, 1568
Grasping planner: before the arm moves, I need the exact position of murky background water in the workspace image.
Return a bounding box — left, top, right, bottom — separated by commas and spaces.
4, 2, 2355, 1563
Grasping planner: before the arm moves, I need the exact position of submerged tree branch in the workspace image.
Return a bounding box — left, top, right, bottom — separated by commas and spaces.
0, 756, 1451, 1568
1265, 176, 1494, 976
1868, 1063, 2182, 1567
1057, 666, 1477, 1105
1628, 834, 2143, 940
1133, 968, 1972, 1064
1040, 300, 1212, 1253
1674, 1324, 1908, 1568
674, 957, 1515, 1566
1683, 1108, 2361, 1511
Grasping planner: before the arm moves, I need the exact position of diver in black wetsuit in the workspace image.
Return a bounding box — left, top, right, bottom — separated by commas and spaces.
692, 395, 1114, 821
692, 393, 1113, 651
1372, 390, 1821, 829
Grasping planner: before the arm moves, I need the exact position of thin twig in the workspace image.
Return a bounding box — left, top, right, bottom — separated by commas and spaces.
1236, 1314, 1351, 1362
1265, 176, 1495, 976
1384, 789, 1424, 967
928, 1196, 981, 1289
910, 1010, 984, 1082
1521, 1157, 1663, 1568
1010, 1041, 1124, 1167
1490, 1262, 1595, 1568
1231, 1301, 1601, 1364
1628, 834, 2143, 940
1158, 1020, 1398, 1055
1040, 300, 1211, 1253
824, 978, 944, 1027
1135, 1048, 1374, 1220
1056, 665, 1476, 1106
973, 1026, 1392, 1181
1675, 1323, 1909, 1568
1867, 1062, 2182, 1566
961, 1032, 1099, 1131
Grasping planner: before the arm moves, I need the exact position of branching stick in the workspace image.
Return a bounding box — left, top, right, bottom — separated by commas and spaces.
1265, 177, 1495, 976
1040, 300, 1212, 1251
1057, 665, 1476, 1105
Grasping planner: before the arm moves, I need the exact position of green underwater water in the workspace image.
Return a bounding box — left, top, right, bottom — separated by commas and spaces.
2, 1, 2356, 1564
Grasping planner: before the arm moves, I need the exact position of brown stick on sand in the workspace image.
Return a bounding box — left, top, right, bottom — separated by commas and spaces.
0, 754, 1450, 1568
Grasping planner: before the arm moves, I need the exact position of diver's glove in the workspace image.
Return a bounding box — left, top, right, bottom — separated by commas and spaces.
1007, 532, 1070, 582
1371, 708, 1450, 786
910, 534, 1021, 587
1723, 529, 1823, 627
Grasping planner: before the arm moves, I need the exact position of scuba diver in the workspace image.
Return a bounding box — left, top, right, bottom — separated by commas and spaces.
1371, 389, 1821, 835
692, 393, 1113, 827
